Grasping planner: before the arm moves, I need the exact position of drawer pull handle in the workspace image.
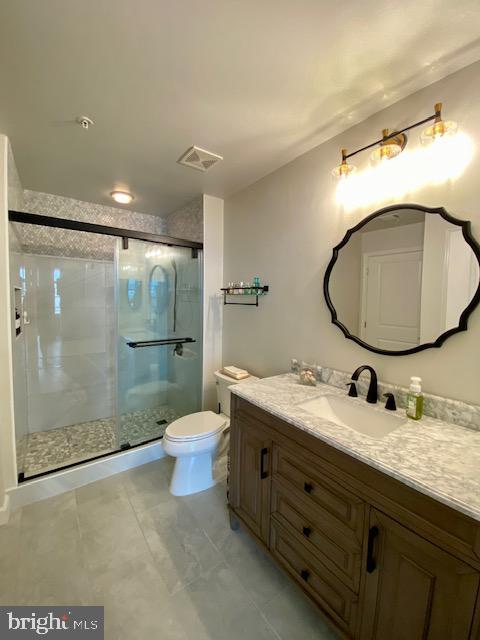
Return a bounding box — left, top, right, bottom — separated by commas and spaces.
366, 525, 379, 573
304, 482, 313, 494
302, 526, 312, 538
260, 447, 268, 479
300, 569, 310, 582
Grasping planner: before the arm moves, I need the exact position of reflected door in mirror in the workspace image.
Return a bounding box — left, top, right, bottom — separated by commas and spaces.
363, 250, 423, 351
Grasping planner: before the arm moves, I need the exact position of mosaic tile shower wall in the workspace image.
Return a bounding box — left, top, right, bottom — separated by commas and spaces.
166, 196, 203, 243
13, 189, 169, 259
22, 189, 168, 234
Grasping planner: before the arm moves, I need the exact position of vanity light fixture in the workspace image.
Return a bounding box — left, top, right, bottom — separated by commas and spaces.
421, 102, 458, 143
369, 129, 406, 165
331, 149, 356, 180
333, 102, 458, 178
110, 190, 134, 205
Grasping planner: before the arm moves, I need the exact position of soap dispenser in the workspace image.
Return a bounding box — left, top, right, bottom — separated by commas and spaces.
406, 376, 424, 420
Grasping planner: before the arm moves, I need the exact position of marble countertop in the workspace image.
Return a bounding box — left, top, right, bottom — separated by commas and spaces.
231, 374, 480, 522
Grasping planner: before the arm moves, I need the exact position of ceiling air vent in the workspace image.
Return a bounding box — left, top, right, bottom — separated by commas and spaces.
177, 146, 223, 172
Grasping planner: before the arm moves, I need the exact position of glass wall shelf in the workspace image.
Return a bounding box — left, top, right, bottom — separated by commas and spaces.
220, 285, 269, 306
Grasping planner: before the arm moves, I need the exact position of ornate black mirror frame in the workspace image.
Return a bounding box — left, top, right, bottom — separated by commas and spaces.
323, 203, 480, 356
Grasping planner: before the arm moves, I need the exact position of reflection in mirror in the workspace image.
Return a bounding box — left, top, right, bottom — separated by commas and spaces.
126, 278, 142, 309
325, 205, 480, 355
149, 264, 169, 317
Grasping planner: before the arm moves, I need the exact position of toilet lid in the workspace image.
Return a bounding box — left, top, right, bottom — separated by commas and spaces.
165, 411, 226, 441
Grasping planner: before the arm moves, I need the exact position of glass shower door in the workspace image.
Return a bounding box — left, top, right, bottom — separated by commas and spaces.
116, 238, 203, 447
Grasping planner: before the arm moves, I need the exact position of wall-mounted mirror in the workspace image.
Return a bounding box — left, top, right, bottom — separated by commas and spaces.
324, 204, 480, 355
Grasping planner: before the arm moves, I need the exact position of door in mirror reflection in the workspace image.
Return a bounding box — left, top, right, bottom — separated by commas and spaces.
363, 249, 423, 351
325, 205, 480, 355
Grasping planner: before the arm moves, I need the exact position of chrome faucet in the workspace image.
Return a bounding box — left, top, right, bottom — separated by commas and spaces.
351, 365, 378, 404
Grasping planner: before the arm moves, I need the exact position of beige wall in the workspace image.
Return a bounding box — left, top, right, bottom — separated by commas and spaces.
329, 231, 362, 334
202, 195, 223, 410
223, 61, 480, 404
0, 145, 5, 508
0, 136, 18, 522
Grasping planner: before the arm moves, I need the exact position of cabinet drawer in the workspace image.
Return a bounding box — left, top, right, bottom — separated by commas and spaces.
270, 520, 359, 637
272, 444, 365, 542
271, 481, 362, 591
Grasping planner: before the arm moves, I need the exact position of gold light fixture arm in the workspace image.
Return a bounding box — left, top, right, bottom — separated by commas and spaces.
339, 102, 454, 162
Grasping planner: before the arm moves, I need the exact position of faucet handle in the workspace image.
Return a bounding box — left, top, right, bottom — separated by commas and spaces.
346, 382, 358, 398
383, 393, 396, 411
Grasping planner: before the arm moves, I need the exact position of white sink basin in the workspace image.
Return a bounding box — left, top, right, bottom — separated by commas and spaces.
298, 394, 407, 439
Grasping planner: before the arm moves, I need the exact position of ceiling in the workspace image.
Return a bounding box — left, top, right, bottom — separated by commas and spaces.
1, 0, 480, 217
363, 210, 426, 232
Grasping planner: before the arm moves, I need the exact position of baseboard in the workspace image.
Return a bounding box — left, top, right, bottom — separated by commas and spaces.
7, 440, 166, 510
0, 493, 10, 525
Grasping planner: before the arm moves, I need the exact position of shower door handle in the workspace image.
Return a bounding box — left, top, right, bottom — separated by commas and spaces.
126, 337, 195, 348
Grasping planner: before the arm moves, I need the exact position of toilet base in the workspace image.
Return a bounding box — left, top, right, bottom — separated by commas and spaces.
169, 451, 216, 496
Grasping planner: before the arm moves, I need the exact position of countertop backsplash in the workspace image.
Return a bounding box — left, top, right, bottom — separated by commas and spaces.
290, 359, 480, 432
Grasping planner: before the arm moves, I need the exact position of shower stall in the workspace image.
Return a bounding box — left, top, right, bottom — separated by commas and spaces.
8, 211, 203, 481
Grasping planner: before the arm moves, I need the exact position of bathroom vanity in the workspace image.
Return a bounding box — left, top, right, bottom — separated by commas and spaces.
228, 375, 480, 640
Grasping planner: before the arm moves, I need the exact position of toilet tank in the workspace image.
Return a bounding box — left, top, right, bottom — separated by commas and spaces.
214, 370, 259, 417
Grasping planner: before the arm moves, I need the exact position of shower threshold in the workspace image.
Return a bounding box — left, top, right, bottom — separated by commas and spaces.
16, 406, 178, 481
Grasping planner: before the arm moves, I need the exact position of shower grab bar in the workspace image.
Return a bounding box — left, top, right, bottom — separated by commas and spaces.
126, 337, 196, 349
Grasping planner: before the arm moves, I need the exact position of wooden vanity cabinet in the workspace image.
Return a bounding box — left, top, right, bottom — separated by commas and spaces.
229, 395, 480, 640
360, 510, 480, 640
229, 414, 272, 544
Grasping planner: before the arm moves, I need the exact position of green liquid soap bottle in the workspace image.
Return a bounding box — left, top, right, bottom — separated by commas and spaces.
406, 376, 424, 420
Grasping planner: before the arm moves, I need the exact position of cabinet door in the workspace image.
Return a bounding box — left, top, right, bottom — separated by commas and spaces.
360, 509, 480, 640
229, 418, 272, 544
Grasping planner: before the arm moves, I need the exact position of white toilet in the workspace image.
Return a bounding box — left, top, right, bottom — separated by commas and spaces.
163, 369, 258, 496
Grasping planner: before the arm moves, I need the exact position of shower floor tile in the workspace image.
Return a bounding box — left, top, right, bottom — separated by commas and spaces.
23, 428, 72, 476
68, 418, 116, 458
18, 406, 178, 479
119, 406, 179, 446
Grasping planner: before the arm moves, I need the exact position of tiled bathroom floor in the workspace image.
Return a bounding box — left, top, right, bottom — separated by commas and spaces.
0, 457, 337, 640
17, 406, 178, 478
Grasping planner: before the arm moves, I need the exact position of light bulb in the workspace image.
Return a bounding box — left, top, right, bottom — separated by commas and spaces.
421, 102, 458, 145
332, 149, 356, 180
370, 129, 404, 165
111, 191, 134, 204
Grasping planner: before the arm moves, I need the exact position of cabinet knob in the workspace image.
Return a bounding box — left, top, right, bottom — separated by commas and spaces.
300, 569, 310, 582
302, 526, 312, 538
304, 481, 313, 494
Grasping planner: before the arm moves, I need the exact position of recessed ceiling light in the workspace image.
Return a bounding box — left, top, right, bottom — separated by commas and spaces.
111, 191, 134, 204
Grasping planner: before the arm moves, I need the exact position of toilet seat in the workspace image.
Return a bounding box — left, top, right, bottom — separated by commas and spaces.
165, 411, 226, 442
